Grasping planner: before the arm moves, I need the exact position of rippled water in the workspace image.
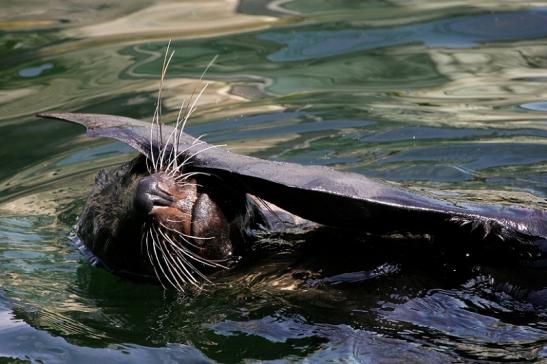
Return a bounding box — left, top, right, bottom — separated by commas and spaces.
1, 1, 546, 362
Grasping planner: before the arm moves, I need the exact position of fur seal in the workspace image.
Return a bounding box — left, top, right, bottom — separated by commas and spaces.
38, 112, 547, 290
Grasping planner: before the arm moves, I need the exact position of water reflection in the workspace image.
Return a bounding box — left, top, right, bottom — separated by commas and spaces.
260, 9, 547, 61
67, 0, 276, 39
0, 0, 546, 362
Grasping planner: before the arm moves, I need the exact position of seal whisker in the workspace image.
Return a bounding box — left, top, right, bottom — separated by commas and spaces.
151, 43, 169, 171
147, 227, 180, 290
160, 247, 189, 291
252, 195, 290, 228
173, 253, 210, 283
172, 182, 203, 190
176, 171, 211, 180
144, 228, 155, 268
167, 244, 211, 282
140, 224, 148, 255
199, 54, 218, 81
164, 133, 208, 176
160, 83, 210, 173
165, 246, 202, 286
157, 228, 206, 262
178, 256, 211, 283
170, 179, 201, 187
181, 144, 227, 167
171, 97, 188, 172
151, 41, 175, 172
155, 227, 206, 287
151, 225, 186, 291
163, 139, 207, 174
150, 226, 172, 283
174, 97, 190, 160
150, 228, 173, 289
157, 222, 204, 249
161, 223, 215, 241
157, 51, 176, 171
146, 229, 168, 290
157, 246, 186, 289
146, 57, 220, 295
171, 75, 210, 170
157, 227, 206, 265
167, 85, 198, 173
156, 237, 191, 290
180, 248, 228, 268
149, 117, 157, 172
145, 156, 153, 175
172, 172, 207, 181
159, 221, 214, 241
158, 228, 227, 269
192, 135, 207, 144
158, 117, 182, 171
181, 83, 209, 130
159, 97, 190, 173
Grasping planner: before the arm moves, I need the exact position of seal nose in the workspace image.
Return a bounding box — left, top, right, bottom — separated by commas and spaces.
135, 175, 175, 214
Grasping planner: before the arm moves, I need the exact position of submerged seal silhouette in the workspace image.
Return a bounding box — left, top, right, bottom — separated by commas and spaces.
38, 112, 547, 291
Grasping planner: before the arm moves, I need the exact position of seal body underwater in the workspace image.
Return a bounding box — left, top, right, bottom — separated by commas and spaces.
38, 113, 547, 291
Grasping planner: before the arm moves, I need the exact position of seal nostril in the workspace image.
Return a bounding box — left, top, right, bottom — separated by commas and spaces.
146, 192, 174, 207
135, 177, 155, 213
135, 175, 175, 213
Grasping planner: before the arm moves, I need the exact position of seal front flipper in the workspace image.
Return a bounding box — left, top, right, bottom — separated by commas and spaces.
196, 145, 547, 254
38, 112, 547, 258
37, 112, 177, 158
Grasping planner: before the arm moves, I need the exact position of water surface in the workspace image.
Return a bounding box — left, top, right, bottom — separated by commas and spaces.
1, 1, 546, 362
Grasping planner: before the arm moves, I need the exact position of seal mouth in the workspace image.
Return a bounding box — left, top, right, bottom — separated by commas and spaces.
134, 170, 230, 290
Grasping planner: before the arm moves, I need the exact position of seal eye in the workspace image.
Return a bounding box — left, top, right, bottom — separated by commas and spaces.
135, 175, 176, 214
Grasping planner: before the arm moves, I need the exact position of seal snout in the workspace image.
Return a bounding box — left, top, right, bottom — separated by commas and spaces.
134, 173, 198, 236
135, 174, 175, 214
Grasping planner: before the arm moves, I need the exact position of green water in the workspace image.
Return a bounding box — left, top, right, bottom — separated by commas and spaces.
1, 1, 546, 362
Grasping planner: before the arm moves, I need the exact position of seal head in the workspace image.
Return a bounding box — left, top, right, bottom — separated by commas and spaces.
77, 153, 264, 288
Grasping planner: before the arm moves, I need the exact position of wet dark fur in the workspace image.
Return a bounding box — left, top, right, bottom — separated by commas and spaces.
78, 157, 149, 276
